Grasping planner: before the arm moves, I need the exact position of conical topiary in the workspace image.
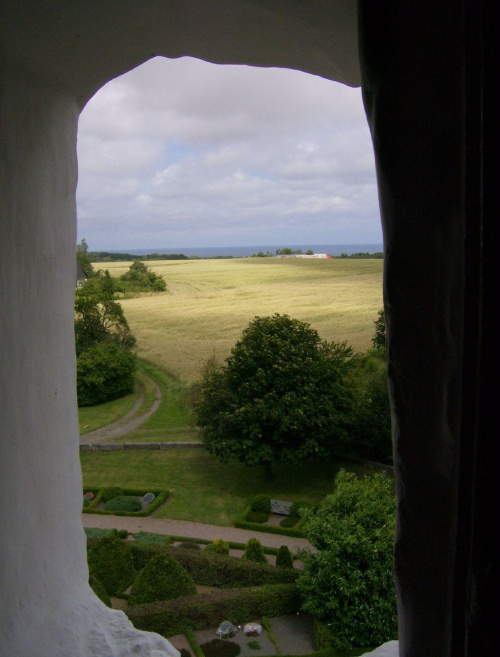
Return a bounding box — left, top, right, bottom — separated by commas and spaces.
242, 538, 267, 564
276, 545, 293, 568
87, 533, 135, 595
128, 554, 197, 605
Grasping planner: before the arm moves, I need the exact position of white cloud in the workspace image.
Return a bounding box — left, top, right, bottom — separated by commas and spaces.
77, 56, 382, 250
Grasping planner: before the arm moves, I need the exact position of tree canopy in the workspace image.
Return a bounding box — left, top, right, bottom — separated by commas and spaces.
76, 238, 94, 276
195, 314, 355, 477
372, 309, 386, 352
297, 470, 397, 651
118, 259, 167, 292
74, 270, 136, 356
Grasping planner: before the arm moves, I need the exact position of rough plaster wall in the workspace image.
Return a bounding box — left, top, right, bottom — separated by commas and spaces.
0, 60, 177, 657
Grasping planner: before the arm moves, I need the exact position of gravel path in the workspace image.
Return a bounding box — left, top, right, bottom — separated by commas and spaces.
79, 375, 161, 444
81, 514, 313, 553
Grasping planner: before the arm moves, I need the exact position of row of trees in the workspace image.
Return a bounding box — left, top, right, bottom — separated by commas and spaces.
75, 271, 137, 406
75, 239, 168, 406
194, 312, 390, 478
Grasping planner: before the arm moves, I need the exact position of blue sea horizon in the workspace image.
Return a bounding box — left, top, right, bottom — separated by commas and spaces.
102, 243, 383, 258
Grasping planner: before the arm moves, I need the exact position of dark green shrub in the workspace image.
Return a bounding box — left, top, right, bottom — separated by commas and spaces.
87, 534, 135, 595
128, 543, 297, 588
77, 342, 136, 407
251, 495, 271, 514
180, 650, 192, 657
105, 496, 142, 512
179, 542, 201, 550
101, 487, 124, 502
127, 583, 301, 636
117, 529, 129, 539
246, 511, 269, 523
205, 539, 229, 556
89, 573, 111, 607
276, 545, 293, 568
243, 538, 267, 564
128, 554, 197, 605
200, 640, 241, 657
280, 515, 300, 528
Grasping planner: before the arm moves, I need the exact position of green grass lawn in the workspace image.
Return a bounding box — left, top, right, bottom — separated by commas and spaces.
80, 449, 388, 526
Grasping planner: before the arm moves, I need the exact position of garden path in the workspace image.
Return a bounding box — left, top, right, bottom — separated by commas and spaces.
81, 514, 313, 553
80, 374, 161, 444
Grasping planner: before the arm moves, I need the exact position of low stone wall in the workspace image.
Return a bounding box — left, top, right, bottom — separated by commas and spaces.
80, 442, 204, 452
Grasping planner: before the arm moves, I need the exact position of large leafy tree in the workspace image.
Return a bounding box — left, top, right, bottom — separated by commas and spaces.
195, 314, 355, 478
297, 470, 397, 651
74, 270, 136, 356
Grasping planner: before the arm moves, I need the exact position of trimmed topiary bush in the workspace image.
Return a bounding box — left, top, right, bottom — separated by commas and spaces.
88, 534, 135, 595
128, 554, 197, 605
245, 511, 268, 523
89, 573, 112, 607
117, 529, 129, 539
251, 495, 271, 514
276, 545, 293, 568
205, 539, 229, 556
104, 495, 142, 512
279, 515, 300, 528
101, 487, 124, 502
243, 538, 267, 564
200, 640, 241, 657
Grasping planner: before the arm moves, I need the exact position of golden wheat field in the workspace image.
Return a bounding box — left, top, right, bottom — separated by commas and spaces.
97, 257, 383, 382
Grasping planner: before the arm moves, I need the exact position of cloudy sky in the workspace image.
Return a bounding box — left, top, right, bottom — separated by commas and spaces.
76, 56, 382, 251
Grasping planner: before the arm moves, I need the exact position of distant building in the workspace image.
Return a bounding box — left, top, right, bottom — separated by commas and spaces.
290, 253, 334, 259
76, 262, 88, 287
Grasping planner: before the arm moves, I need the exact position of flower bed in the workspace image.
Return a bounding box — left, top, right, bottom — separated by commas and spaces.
83, 488, 169, 517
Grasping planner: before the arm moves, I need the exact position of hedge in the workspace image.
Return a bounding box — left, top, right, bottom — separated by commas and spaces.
128, 543, 298, 587
185, 627, 205, 657
82, 488, 169, 517
127, 583, 301, 637
235, 504, 305, 538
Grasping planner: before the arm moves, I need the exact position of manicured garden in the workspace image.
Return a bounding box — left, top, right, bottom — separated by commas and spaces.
86, 531, 377, 657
